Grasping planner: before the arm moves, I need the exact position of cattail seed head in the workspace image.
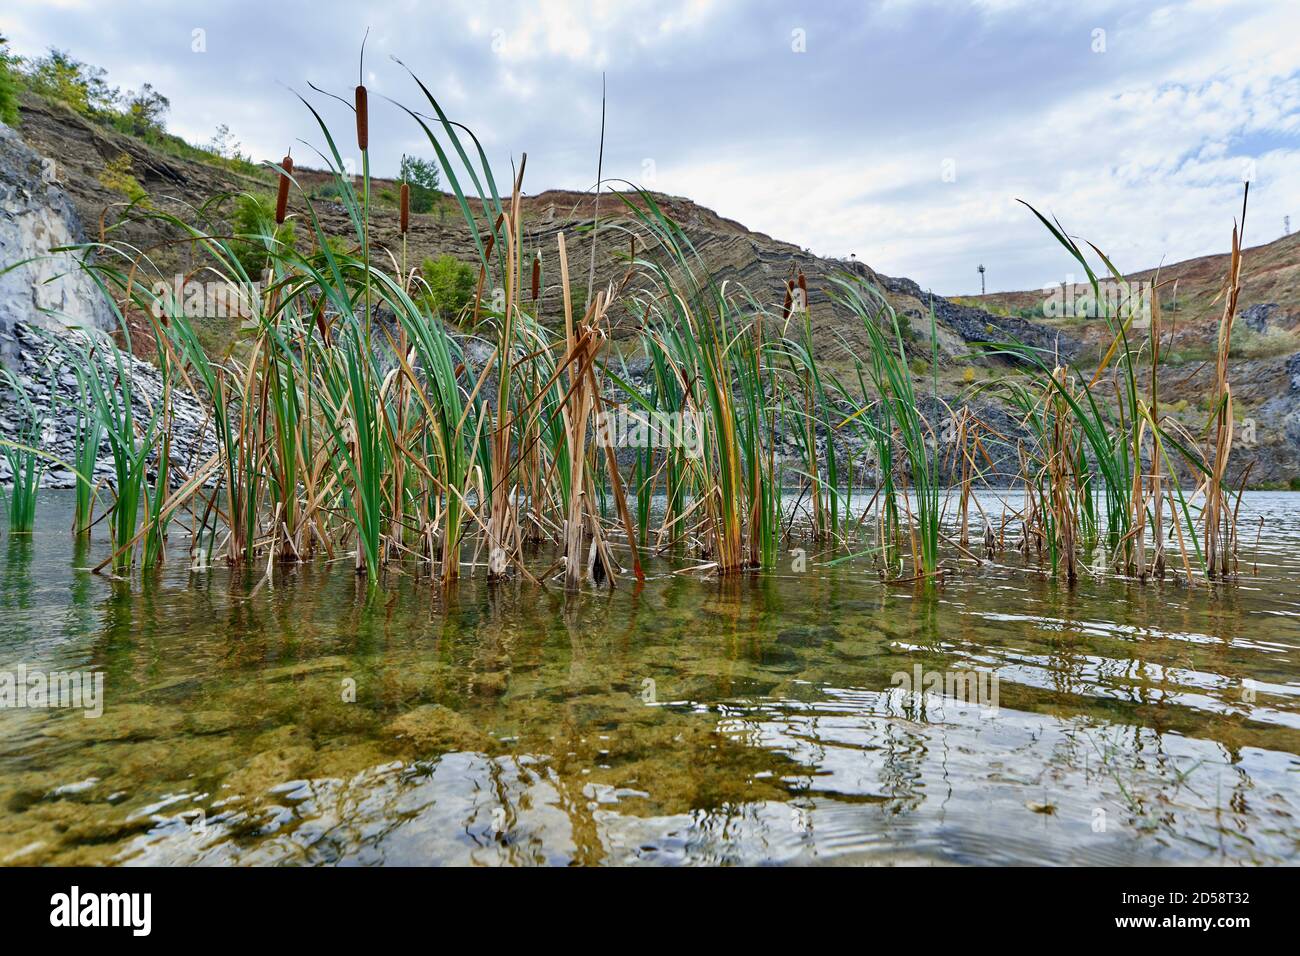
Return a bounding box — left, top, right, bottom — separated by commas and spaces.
781, 280, 793, 321
399, 182, 410, 234
314, 305, 331, 346
355, 85, 368, 151
275, 154, 293, 225
531, 254, 540, 301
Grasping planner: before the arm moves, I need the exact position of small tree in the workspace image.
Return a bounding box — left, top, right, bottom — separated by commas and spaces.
400, 155, 440, 214
117, 83, 169, 137
420, 254, 474, 317
207, 123, 245, 160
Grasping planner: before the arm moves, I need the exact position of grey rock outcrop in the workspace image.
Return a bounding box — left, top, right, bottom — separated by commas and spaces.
0, 122, 114, 369
1242, 303, 1279, 334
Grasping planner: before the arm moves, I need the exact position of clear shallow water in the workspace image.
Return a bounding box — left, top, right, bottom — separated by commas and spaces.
1, 491, 1298, 865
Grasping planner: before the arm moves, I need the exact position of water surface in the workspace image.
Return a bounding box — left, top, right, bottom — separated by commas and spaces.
2, 491, 1298, 865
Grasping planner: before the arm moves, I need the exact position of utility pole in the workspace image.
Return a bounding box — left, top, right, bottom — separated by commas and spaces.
977, 263, 986, 295
1286, 215, 1291, 236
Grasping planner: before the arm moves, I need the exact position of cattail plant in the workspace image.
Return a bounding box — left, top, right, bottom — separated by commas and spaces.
1205, 186, 1248, 578
70, 375, 104, 537
835, 279, 942, 579
0, 369, 43, 534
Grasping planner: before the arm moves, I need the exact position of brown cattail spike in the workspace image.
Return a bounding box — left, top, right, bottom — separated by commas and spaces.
275, 154, 293, 225
781, 280, 794, 321
531, 254, 540, 301
797, 271, 808, 313
355, 85, 368, 151
312, 299, 330, 346
399, 182, 410, 234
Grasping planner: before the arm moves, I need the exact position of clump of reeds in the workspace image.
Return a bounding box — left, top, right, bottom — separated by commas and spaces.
981, 192, 1252, 584
834, 279, 942, 579
1204, 186, 1249, 578
0, 369, 43, 534
13, 52, 1252, 598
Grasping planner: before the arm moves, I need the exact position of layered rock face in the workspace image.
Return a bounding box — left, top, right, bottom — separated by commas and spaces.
0, 122, 114, 368
0, 322, 217, 488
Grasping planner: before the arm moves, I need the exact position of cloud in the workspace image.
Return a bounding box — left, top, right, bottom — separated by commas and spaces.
3, 0, 1297, 294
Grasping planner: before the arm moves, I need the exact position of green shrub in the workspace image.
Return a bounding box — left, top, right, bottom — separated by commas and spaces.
231, 193, 295, 279
22, 48, 118, 116
420, 254, 474, 317
318, 233, 351, 257
0, 35, 19, 126
310, 181, 343, 202
97, 153, 149, 205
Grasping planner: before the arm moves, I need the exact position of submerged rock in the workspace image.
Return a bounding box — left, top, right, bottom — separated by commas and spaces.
223, 746, 317, 799
384, 704, 497, 757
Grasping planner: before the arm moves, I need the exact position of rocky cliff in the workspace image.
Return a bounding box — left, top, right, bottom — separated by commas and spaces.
1, 107, 213, 488
0, 121, 114, 367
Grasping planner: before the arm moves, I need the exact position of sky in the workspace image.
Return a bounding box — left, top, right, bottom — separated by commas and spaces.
3, 0, 1298, 295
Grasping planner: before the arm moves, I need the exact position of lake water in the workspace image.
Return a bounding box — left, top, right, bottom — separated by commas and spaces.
1, 491, 1298, 865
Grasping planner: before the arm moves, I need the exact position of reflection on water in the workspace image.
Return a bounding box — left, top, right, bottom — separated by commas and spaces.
1, 491, 1298, 865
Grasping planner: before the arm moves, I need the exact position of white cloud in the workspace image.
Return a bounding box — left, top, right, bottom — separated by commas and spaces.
4, 0, 1297, 294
